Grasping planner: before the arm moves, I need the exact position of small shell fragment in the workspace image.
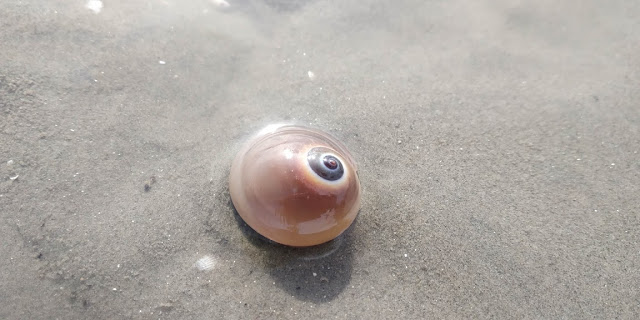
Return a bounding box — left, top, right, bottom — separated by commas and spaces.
195, 255, 216, 271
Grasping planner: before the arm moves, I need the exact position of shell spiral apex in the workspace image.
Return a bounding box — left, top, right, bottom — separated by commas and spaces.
229, 124, 361, 247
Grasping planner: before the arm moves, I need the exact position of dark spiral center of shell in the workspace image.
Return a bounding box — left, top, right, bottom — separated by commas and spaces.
308, 148, 344, 181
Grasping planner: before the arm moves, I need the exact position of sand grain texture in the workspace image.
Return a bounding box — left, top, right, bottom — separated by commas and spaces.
1, 0, 639, 319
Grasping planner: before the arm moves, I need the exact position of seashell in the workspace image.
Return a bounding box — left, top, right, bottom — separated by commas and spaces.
229, 124, 361, 247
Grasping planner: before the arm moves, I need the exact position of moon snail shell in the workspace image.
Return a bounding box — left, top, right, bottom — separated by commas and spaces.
229, 124, 361, 247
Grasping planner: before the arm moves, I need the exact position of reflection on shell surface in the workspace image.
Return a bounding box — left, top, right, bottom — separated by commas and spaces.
229, 124, 361, 247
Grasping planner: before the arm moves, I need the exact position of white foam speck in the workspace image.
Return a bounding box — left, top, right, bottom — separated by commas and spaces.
210, 0, 230, 8
195, 255, 216, 271
85, 0, 103, 14
307, 71, 315, 80
159, 60, 166, 65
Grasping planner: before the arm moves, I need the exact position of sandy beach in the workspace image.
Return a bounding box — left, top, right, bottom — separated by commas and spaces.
1, 0, 638, 318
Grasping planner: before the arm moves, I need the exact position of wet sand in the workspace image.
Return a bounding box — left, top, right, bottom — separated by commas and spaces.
1, 0, 639, 318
